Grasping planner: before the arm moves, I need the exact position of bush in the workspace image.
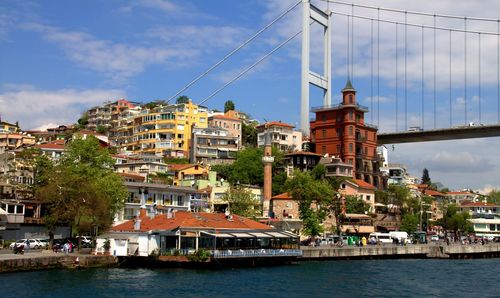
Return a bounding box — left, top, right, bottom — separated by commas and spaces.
187, 249, 211, 262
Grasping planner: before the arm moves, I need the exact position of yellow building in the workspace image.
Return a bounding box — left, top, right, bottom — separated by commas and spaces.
0, 121, 20, 133
170, 164, 208, 186
128, 100, 208, 158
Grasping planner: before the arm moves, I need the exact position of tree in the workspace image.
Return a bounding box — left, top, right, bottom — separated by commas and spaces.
222, 186, 261, 218
96, 125, 108, 134
488, 189, 500, 204
241, 122, 257, 147
77, 112, 89, 128
345, 195, 370, 214
176, 95, 189, 104
386, 185, 411, 208
224, 100, 235, 113
400, 214, 419, 233
421, 168, 431, 185
439, 204, 473, 238
143, 99, 167, 109
284, 170, 334, 237
36, 136, 127, 241
272, 172, 287, 196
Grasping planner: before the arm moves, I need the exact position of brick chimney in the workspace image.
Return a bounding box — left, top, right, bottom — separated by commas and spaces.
262, 127, 274, 217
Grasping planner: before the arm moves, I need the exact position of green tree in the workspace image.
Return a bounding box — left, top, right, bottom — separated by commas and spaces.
222, 186, 261, 218
96, 125, 108, 134
487, 189, 500, 204
163, 157, 190, 164
421, 168, 431, 185
176, 95, 189, 104
241, 122, 257, 147
345, 195, 370, 214
440, 204, 473, 237
36, 136, 127, 242
224, 100, 235, 113
387, 185, 411, 208
400, 214, 419, 233
142, 99, 167, 109
284, 171, 334, 237
77, 112, 89, 128
272, 172, 287, 196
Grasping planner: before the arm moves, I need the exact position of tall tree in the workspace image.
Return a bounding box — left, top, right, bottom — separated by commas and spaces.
285, 170, 334, 237
176, 95, 190, 104
241, 122, 257, 147
345, 195, 370, 214
224, 100, 235, 113
37, 136, 127, 240
421, 168, 431, 185
488, 189, 500, 204
222, 186, 261, 218
400, 214, 419, 233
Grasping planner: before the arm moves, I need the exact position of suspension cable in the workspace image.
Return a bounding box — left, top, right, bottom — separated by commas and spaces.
479, 33, 482, 124
449, 29, 453, 127
433, 15, 437, 129
377, 8, 380, 127
329, 11, 500, 36
464, 18, 468, 125
498, 21, 500, 123
404, 12, 408, 131
198, 27, 302, 106
347, 14, 350, 79
351, 4, 354, 81
395, 22, 399, 131
319, 0, 500, 22
422, 26, 425, 129
371, 18, 374, 124
165, 0, 301, 103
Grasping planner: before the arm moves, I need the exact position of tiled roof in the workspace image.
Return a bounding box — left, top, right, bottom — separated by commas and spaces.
111, 211, 273, 232
461, 202, 497, 207
447, 191, 474, 195
36, 143, 65, 150
209, 114, 241, 121
285, 151, 322, 157
271, 192, 292, 200
256, 121, 294, 129
354, 179, 376, 190
167, 164, 197, 171
424, 189, 446, 197
118, 172, 146, 181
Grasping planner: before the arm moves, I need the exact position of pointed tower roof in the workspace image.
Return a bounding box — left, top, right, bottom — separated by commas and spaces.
341, 78, 356, 93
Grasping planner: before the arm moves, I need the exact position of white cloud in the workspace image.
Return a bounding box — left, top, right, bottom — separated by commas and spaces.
136, 0, 179, 13
20, 23, 199, 82
0, 86, 126, 130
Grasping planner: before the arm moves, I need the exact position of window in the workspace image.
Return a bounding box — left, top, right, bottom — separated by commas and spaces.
349, 111, 353, 120
366, 195, 371, 201
349, 143, 353, 153
490, 224, 496, 231
322, 129, 327, 138
321, 146, 326, 155
322, 114, 327, 122
349, 94, 353, 104
336, 144, 340, 153
341, 183, 346, 189
349, 126, 353, 136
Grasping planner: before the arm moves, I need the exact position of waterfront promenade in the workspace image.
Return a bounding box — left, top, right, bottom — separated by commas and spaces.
301, 242, 500, 259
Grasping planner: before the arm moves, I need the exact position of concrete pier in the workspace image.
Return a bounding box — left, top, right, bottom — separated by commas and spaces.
300, 243, 500, 260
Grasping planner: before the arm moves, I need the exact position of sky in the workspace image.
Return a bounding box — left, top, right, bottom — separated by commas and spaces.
0, 0, 499, 192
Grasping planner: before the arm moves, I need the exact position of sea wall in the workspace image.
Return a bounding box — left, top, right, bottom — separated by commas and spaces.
300, 243, 500, 260
0, 254, 118, 273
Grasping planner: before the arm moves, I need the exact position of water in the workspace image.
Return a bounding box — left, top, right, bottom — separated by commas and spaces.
3, 259, 499, 297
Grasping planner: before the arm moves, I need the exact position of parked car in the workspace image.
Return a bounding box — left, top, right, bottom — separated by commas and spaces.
37, 239, 49, 249
431, 235, 439, 242
9, 239, 43, 249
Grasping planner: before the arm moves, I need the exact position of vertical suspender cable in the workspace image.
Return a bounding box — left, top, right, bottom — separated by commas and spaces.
396, 23, 399, 131
405, 12, 408, 130
449, 29, 452, 127
351, 4, 355, 82
422, 26, 425, 129
377, 8, 380, 127
371, 18, 374, 124
464, 17, 468, 125
498, 20, 500, 123
347, 14, 350, 79
478, 33, 481, 124
433, 15, 437, 128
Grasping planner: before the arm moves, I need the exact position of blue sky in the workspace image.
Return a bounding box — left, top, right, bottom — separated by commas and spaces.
1, 0, 500, 191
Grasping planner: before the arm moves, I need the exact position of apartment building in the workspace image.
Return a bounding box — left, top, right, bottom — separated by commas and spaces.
127, 100, 208, 158
256, 121, 303, 152
190, 127, 239, 165
208, 114, 242, 145
87, 99, 138, 131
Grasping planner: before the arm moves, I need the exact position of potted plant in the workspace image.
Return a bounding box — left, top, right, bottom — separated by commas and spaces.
103, 239, 111, 255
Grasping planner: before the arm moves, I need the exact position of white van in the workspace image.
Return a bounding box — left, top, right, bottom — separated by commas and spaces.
389, 231, 408, 242
369, 232, 392, 244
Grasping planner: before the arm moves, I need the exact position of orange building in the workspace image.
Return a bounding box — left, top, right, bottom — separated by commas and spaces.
310, 80, 383, 188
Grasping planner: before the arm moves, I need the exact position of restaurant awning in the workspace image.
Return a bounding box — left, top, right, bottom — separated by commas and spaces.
248, 232, 272, 238
201, 231, 235, 238
229, 233, 255, 238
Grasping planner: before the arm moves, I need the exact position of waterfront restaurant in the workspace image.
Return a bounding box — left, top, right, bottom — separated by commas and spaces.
99, 210, 299, 257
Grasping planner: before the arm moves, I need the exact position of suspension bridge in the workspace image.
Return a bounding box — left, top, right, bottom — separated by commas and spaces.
166, 0, 500, 144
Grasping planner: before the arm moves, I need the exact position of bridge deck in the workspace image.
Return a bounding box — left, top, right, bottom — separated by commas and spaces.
377, 124, 500, 144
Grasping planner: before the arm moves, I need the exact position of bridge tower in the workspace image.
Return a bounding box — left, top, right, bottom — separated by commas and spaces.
301, 0, 332, 135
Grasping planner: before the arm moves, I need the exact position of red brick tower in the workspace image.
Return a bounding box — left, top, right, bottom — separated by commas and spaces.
310, 79, 383, 188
